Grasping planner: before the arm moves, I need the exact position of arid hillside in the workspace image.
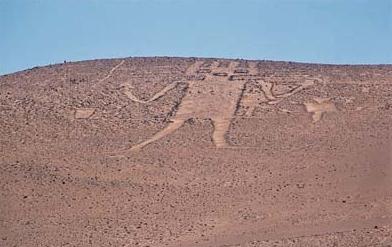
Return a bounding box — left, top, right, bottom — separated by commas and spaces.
1, 57, 391, 246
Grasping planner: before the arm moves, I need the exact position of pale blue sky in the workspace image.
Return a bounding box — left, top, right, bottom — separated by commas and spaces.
1, 0, 391, 75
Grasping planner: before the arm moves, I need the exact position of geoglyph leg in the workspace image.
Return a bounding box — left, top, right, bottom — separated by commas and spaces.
129, 119, 186, 151
212, 118, 232, 148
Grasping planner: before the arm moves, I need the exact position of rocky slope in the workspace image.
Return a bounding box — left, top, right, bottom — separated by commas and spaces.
1, 57, 391, 246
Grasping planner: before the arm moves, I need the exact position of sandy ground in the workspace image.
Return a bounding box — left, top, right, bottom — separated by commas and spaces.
0, 57, 391, 246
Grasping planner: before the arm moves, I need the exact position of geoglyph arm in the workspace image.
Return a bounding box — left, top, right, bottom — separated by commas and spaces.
275, 78, 319, 99
256, 77, 321, 105
122, 81, 182, 104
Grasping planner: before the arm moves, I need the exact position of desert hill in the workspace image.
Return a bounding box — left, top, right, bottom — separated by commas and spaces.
0, 57, 391, 246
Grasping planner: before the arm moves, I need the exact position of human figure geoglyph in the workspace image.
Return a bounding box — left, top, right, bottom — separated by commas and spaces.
120, 60, 319, 151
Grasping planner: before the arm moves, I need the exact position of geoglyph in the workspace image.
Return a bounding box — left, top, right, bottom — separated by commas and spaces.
117, 60, 322, 152
304, 98, 337, 123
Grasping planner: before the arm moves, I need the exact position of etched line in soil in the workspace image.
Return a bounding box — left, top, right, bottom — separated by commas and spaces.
98, 60, 125, 83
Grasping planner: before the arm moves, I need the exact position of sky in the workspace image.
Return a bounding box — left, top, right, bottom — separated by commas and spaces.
0, 0, 391, 75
